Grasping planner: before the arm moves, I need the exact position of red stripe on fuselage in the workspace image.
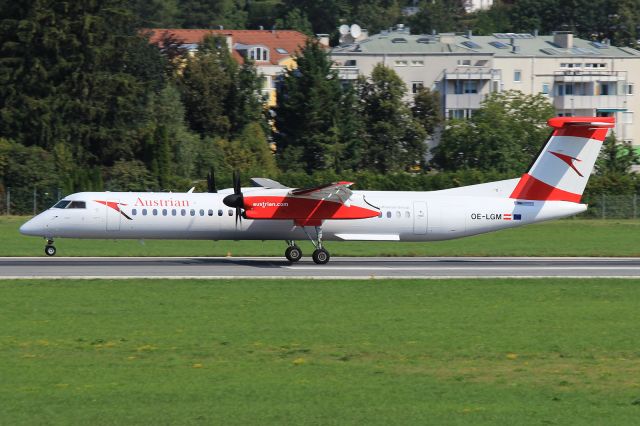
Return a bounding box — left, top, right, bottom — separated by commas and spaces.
509, 174, 581, 203
243, 196, 379, 220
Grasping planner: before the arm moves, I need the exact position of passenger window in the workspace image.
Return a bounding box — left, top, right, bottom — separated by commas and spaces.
199, 209, 204, 216
67, 201, 86, 209
162, 209, 167, 216
228, 209, 233, 216
218, 209, 223, 216
142, 209, 148, 216
153, 209, 158, 216
208, 209, 214, 216
386, 211, 391, 218
396, 211, 401, 218
132, 209, 137, 216
181, 209, 186, 216
190, 209, 195, 216
53, 200, 70, 209
172, 209, 177, 216
406, 211, 410, 218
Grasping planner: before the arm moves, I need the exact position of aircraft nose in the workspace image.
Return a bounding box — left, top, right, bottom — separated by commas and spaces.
19, 217, 42, 236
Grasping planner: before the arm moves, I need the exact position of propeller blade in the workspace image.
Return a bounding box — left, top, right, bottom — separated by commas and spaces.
207, 168, 217, 193
233, 170, 241, 195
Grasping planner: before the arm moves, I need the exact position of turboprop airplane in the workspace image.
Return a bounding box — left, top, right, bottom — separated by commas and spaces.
20, 116, 614, 264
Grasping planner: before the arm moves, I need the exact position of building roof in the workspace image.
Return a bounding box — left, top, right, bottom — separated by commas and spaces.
147, 29, 309, 65
331, 29, 640, 58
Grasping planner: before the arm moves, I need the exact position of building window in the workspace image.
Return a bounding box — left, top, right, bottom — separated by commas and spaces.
411, 60, 424, 66
249, 47, 269, 62
394, 60, 408, 66
412, 81, 424, 93
514, 70, 521, 82
542, 83, 550, 95
626, 83, 634, 95
457, 59, 471, 66
449, 109, 473, 119
600, 82, 613, 96
463, 81, 478, 93
624, 112, 633, 124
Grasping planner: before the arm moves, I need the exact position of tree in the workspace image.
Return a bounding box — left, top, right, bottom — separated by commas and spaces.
409, 0, 467, 34
432, 91, 555, 173
178, 35, 236, 138
360, 64, 427, 172
596, 131, 640, 175
275, 8, 314, 35
412, 87, 442, 136
274, 40, 346, 172
177, 0, 248, 29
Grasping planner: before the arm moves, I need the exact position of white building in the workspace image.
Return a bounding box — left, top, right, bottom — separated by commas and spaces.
331, 27, 640, 149
465, 0, 494, 13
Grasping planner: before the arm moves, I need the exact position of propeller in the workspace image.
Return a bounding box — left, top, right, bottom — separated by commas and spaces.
223, 170, 244, 227
207, 168, 217, 193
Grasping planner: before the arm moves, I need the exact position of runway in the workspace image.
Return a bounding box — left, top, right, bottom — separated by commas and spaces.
1, 257, 640, 279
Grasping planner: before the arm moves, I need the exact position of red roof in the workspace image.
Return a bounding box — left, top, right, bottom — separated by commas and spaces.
146, 29, 309, 65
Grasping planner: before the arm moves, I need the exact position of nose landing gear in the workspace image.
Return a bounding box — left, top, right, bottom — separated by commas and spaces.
44, 240, 56, 256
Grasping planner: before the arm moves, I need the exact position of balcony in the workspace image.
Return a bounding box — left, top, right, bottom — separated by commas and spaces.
333, 66, 360, 80
445, 68, 500, 81
444, 93, 485, 109
554, 70, 626, 83
553, 95, 628, 111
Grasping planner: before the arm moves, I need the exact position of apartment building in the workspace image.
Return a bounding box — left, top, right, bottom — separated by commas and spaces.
147, 28, 308, 106
331, 27, 640, 147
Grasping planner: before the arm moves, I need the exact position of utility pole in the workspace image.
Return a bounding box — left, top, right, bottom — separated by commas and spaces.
6, 187, 10, 216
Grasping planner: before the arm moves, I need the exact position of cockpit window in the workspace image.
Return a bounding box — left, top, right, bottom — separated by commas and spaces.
67, 201, 86, 209
53, 200, 70, 209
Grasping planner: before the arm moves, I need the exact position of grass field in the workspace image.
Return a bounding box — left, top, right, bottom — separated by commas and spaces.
1, 278, 640, 425
3, 216, 640, 257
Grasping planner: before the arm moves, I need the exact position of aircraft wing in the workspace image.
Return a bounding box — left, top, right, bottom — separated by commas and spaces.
289, 181, 354, 204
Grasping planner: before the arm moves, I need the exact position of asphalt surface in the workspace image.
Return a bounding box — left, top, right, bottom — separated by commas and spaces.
1, 257, 640, 279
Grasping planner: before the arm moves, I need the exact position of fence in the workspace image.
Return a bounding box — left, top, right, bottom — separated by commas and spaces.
1, 188, 639, 219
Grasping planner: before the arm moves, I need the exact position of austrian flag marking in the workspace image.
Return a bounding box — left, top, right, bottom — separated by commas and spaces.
503, 214, 521, 221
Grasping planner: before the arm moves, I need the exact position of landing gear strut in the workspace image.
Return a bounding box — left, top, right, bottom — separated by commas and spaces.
284, 240, 302, 262
303, 225, 330, 265
44, 239, 56, 257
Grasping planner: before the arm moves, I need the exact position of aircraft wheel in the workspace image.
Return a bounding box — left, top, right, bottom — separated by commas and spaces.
44, 245, 56, 257
285, 245, 302, 262
312, 248, 330, 265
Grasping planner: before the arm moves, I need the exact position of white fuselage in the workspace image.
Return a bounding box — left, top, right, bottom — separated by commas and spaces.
20, 181, 587, 243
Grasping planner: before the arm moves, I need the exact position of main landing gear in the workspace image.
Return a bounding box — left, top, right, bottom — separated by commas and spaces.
44, 239, 56, 256
284, 226, 331, 265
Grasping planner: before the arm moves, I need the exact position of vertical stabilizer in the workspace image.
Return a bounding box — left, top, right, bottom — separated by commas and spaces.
510, 116, 615, 202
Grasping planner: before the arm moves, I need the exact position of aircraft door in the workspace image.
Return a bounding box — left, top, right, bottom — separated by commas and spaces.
413, 201, 427, 234
106, 199, 121, 231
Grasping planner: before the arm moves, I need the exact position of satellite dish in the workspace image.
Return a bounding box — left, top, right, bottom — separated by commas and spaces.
350, 24, 362, 39
339, 24, 350, 35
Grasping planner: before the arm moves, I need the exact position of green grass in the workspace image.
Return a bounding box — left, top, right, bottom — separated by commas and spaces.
4, 216, 640, 256
1, 278, 640, 425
